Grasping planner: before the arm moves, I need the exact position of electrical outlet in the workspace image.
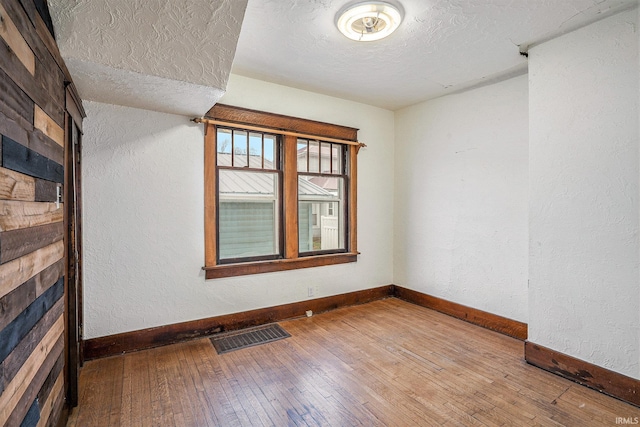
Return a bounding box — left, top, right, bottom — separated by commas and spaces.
308, 286, 314, 297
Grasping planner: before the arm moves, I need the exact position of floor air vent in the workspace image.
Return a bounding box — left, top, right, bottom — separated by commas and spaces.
210, 324, 291, 354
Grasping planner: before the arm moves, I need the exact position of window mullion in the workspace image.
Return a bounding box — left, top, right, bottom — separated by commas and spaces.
329, 143, 333, 174
204, 123, 218, 267
283, 134, 299, 259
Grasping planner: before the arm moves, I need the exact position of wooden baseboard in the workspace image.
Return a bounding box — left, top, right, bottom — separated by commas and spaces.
525, 341, 640, 408
83, 285, 393, 360
393, 285, 528, 340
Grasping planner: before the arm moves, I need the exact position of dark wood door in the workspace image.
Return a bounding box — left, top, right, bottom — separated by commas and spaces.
65, 87, 84, 407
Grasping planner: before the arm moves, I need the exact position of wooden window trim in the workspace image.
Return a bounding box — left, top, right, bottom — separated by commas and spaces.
196, 118, 360, 147
204, 104, 358, 141
283, 134, 299, 259
203, 253, 359, 279
202, 105, 361, 279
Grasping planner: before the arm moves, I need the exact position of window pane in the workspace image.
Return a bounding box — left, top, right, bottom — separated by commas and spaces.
217, 129, 232, 166
233, 131, 248, 168
264, 135, 277, 170
308, 141, 320, 173
332, 145, 343, 174
248, 133, 262, 168
297, 140, 308, 172
298, 175, 344, 252
298, 201, 313, 252
321, 142, 332, 173
219, 170, 279, 259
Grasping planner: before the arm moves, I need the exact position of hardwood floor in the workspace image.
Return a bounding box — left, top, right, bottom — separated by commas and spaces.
67, 299, 640, 426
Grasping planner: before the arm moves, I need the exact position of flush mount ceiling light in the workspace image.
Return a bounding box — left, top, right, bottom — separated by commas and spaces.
336, 1, 404, 42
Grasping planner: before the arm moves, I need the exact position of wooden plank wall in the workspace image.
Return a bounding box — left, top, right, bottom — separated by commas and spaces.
0, 0, 76, 425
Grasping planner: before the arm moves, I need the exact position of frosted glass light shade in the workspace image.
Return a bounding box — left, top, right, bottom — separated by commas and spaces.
336, 2, 403, 42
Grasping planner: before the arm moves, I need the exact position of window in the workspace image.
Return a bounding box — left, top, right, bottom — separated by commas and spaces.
201, 104, 362, 279
216, 128, 281, 263
297, 139, 346, 253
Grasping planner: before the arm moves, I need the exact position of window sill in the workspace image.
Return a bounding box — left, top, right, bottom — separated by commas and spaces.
203, 252, 359, 279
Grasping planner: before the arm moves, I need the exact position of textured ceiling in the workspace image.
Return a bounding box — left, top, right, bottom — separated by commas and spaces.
49, 0, 637, 114
49, 0, 248, 116
232, 0, 638, 110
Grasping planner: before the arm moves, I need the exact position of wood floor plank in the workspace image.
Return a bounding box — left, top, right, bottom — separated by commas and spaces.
106, 356, 124, 426
69, 299, 640, 427
198, 345, 245, 427
194, 340, 240, 426
129, 350, 152, 427
233, 349, 288, 426
251, 344, 323, 426
167, 345, 203, 427
268, 343, 338, 426
156, 347, 186, 427
148, 346, 178, 427
281, 321, 384, 423
78, 356, 120, 427
174, 343, 216, 427
219, 350, 273, 427
269, 340, 361, 426
322, 315, 460, 423
191, 341, 239, 426
291, 319, 439, 426
231, 348, 289, 426
118, 353, 134, 427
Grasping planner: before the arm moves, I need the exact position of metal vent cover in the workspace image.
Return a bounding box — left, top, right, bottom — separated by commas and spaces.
210, 323, 291, 354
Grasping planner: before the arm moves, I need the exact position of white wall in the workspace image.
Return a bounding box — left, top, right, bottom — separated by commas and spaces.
529, 9, 639, 379
393, 75, 529, 323
82, 75, 395, 339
